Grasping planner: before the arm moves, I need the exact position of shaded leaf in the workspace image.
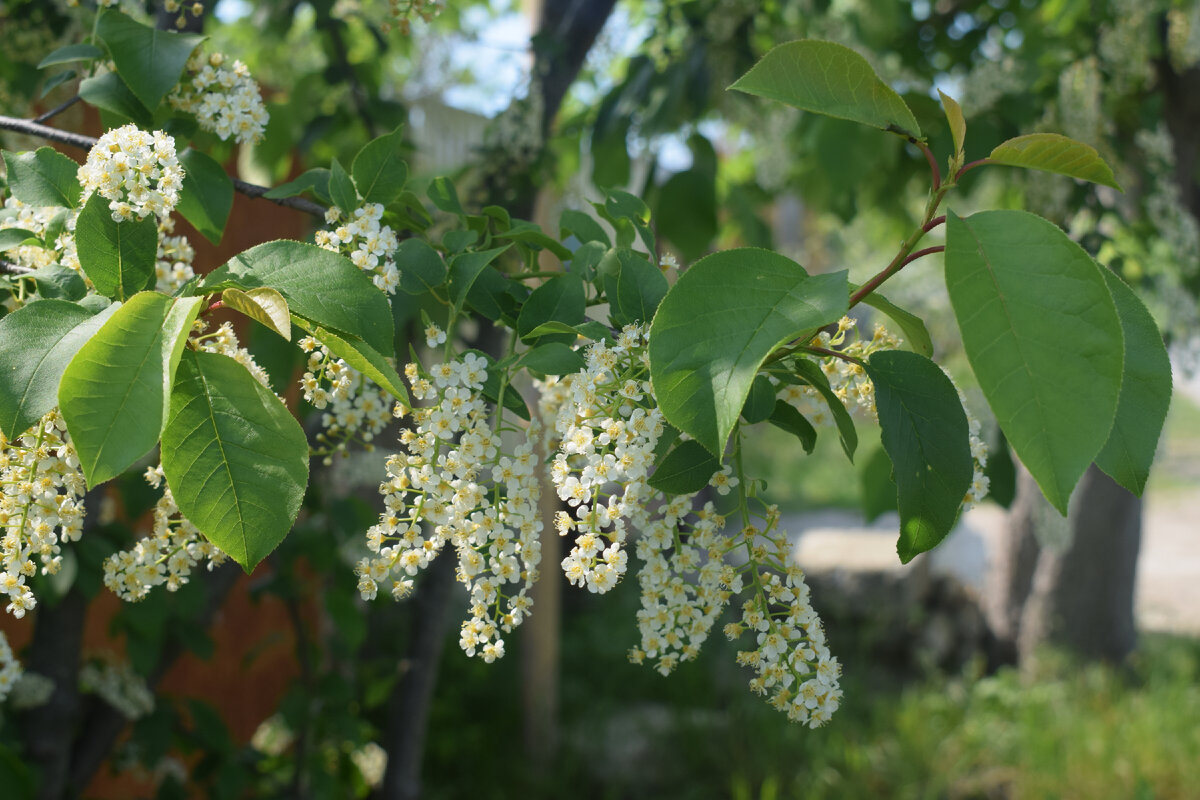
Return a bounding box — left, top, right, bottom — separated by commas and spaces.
1094, 270, 1172, 494
0, 299, 119, 438
75, 193, 158, 301
648, 439, 721, 495
177, 149, 233, 245
96, 10, 204, 110
866, 350, 973, 563
2, 148, 82, 208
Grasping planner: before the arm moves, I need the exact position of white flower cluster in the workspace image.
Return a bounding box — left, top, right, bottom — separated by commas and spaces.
169, 52, 269, 144
358, 352, 543, 663
628, 493, 736, 676
196, 320, 272, 389
1, 410, 86, 618
298, 337, 393, 462
724, 511, 842, 728
0, 197, 60, 272
79, 656, 154, 719
0, 631, 22, 703
539, 324, 665, 594
316, 203, 401, 295
777, 316, 900, 425
154, 217, 196, 294
102, 465, 228, 601
77, 125, 183, 222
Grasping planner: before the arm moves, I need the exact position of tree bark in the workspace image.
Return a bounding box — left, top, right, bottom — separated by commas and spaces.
990, 463, 1142, 666
1017, 464, 1141, 663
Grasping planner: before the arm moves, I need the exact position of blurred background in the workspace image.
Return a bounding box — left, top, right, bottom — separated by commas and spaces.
1, 0, 1199, 797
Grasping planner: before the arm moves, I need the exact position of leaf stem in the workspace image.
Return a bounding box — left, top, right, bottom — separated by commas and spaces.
801, 345, 864, 367
954, 158, 991, 181
911, 137, 941, 191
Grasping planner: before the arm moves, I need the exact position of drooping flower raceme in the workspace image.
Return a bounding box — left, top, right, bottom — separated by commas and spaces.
0, 410, 86, 619
77, 124, 184, 223
536, 324, 840, 725
358, 353, 543, 663
299, 336, 393, 461
539, 324, 665, 594
168, 52, 269, 144
102, 465, 228, 601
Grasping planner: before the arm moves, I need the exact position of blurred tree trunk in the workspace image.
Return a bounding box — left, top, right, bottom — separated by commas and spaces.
988, 463, 1142, 665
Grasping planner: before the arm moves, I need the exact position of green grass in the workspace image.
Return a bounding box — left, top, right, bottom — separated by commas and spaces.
422, 570, 1200, 800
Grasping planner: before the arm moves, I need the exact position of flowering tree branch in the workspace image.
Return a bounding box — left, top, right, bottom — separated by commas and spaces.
0, 114, 328, 218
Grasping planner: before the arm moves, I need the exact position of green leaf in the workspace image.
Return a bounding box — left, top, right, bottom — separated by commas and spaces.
75, 193, 158, 301
27, 264, 86, 301
938, 89, 965, 158
859, 445, 897, 523
604, 249, 668, 328
291, 317, 408, 405
204, 240, 394, 357
465, 268, 525, 324
649, 247, 848, 456
0, 299, 119, 439
222, 287, 291, 340
560, 209, 610, 246
263, 168, 329, 200
791, 358, 858, 460
395, 238, 447, 295
351, 127, 408, 207
988, 133, 1121, 191
161, 350, 308, 572
1094, 270, 1172, 494
177, 149, 233, 246
41, 70, 78, 99
654, 170, 717, 262
59, 292, 203, 486
428, 176, 464, 215
495, 222, 573, 260
79, 72, 153, 127
38, 43, 104, 68
767, 399, 816, 454
866, 350, 973, 563
517, 272, 586, 343
858, 289, 934, 357
2, 148, 82, 208
518, 342, 586, 376
447, 246, 511, 316
985, 431, 1016, 508
648, 439, 721, 495
730, 40, 921, 138
741, 375, 776, 424
523, 320, 613, 342
0, 228, 39, 252
96, 10, 205, 110
328, 158, 358, 213
945, 210, 1125, 514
